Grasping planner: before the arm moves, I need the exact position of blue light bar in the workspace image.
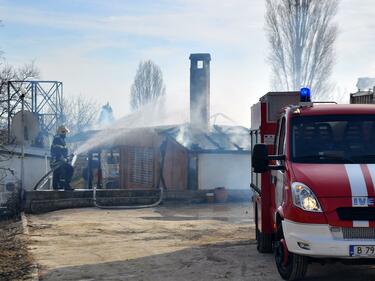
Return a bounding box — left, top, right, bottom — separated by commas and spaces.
300, 88, 311, 102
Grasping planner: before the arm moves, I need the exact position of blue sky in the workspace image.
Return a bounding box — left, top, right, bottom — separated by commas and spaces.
0, 0, 374, 126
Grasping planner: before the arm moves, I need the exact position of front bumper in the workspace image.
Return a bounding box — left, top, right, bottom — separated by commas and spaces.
283, 219, 375, 258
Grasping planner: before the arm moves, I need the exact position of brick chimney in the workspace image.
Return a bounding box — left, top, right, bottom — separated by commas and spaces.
189, 53, 211, 131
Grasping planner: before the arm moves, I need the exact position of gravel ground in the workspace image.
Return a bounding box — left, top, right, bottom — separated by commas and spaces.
26, 203, 375, 281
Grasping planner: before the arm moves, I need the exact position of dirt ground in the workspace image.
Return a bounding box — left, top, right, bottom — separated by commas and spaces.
0, 219, 34, 281
26, 203, 375, 281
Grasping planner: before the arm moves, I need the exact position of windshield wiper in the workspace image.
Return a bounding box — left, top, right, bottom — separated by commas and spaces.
295, 154, 354, 163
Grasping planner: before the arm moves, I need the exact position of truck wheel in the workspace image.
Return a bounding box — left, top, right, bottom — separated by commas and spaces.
275, 225, 308, 280
255, 206, 273, 253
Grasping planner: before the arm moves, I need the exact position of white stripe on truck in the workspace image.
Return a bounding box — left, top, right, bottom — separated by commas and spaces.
345, 164, 369, 227
367, 164, 375, 193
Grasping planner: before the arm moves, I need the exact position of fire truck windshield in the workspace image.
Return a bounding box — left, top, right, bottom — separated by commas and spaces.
291, 115, 375, 164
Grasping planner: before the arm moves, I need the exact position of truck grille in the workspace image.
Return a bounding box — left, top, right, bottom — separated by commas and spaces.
337, 207, 375, 221
342, 227, 375, 240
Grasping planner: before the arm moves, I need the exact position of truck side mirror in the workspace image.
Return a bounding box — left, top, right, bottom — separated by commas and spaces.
252, 144, 269, 173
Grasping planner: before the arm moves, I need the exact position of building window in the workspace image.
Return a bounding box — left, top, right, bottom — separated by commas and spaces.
197, 60, 204, 69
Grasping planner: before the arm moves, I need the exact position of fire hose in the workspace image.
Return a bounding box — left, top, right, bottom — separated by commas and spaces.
33, 168, 54, 190
33, 155, 75, 191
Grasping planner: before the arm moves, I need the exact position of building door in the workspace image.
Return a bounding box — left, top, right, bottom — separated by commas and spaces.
123, 146, 155, 189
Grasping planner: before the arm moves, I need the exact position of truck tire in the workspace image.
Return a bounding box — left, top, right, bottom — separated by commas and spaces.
275, 224, 308, 280
255, 206, 273, 253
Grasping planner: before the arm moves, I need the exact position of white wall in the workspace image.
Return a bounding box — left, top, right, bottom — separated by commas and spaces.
198, 153, 250, 190
0, 147, 50, 192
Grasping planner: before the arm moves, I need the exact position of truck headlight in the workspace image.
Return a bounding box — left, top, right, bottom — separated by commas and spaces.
291, 182, 322, 212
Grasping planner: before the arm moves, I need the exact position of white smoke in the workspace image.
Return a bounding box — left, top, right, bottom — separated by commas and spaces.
74, 95, 187, 155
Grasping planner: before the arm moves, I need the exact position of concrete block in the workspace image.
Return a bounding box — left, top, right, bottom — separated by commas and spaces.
24, 189, 162, 214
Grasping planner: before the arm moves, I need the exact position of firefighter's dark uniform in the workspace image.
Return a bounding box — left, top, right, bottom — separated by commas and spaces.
50, 134, 74, 190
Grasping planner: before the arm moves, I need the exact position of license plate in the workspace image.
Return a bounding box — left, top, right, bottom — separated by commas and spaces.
350, 245, 375, 257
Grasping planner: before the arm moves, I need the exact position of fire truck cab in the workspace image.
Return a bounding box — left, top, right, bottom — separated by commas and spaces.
251, 90, 375, 280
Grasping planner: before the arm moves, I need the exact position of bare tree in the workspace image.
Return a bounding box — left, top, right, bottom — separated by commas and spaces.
62, 95, 100, 136
0, 62, 40, 116
265, 0, 339, 99
130, 60, 166, 111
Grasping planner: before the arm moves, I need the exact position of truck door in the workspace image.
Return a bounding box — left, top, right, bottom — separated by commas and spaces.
273, 117, 286, 209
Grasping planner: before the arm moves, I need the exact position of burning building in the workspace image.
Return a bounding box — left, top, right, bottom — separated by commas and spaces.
69, 53, 251, 201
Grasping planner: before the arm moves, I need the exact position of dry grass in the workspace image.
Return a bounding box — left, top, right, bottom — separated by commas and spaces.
0, 219, 34, 281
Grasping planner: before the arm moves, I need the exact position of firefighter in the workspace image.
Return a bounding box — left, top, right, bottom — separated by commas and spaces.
50, 125, 74, 190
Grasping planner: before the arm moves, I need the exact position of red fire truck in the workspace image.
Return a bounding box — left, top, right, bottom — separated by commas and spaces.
251, 90, 375, 280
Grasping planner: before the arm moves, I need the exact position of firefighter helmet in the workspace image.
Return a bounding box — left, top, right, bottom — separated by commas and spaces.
57, 125, 70, 134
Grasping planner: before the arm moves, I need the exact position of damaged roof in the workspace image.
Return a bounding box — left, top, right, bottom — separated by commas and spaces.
156, 124, 250, 153
68, 123, 250, 154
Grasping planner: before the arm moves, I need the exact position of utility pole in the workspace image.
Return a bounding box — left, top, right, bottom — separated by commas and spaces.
20, 91, 25, 199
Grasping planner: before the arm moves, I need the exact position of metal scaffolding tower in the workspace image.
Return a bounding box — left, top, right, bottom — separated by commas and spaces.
3, 80, 64, 145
